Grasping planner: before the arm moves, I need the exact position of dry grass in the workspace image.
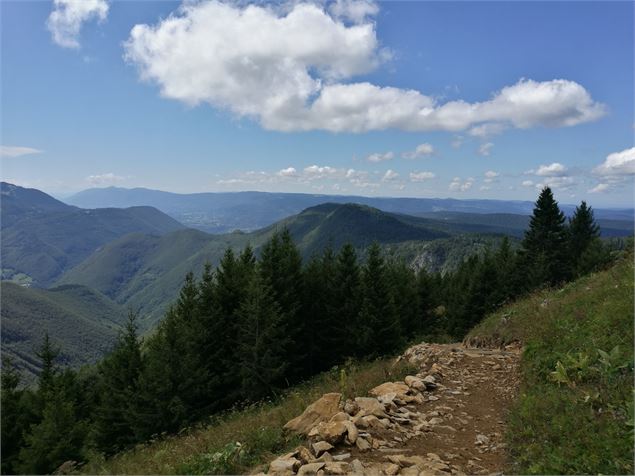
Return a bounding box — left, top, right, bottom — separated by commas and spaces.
80, 357, 416, 475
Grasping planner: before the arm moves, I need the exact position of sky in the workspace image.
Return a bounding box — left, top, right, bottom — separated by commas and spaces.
1, 0, 633, 207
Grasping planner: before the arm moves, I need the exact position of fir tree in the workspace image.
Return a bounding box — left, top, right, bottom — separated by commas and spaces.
1, 358, 27, 474
358, 243, 401, 357
569, 201, 605, 275
93, 311, 143, 454
237, 273, 289, 401
333, 243, 362, 358
520, 187, 571, 286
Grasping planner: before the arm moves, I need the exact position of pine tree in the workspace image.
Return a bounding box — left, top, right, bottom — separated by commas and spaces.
236, 273, 289, 401
520, 187, 571, 286
36, 333, 59, 400
416, 268, 438, 337
259, 230, 305, 378
387, 258, 420, 340
358, 243, 402, 357
333, 243, 362, 358
18, 389, 86, 474
569, 201, 606, 275
1, 358, 28, 474
93, 311, 143, 454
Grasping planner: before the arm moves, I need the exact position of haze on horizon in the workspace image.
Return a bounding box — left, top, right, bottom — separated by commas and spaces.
1, 0, 633, 208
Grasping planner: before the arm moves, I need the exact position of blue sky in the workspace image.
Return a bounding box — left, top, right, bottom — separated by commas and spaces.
1, 0, 633, 206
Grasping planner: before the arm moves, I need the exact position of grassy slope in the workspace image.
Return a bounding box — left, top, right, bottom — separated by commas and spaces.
467, 252, 634, 474
82, 358, 416, 475
1, 282, 125, 383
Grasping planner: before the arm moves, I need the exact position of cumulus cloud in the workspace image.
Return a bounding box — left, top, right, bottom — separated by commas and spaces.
588, 183, 610, 193
593, 147, 635, 176
449, 177, 474, 192
535, 162, 568, 177
0, 146, 42, 158
366, 151, 394, 162
522, 180, 534, 187
382, 169, 399, 182
86, 172, 126, 186
303, 165, 340, 179
402, 143, 435, 159
483, 170, 499, 183
478, 142, 494, 156
409, 171, 435, 182
47, 0, 109, 49
535, 175, 575, 190
468, 123, 506, 138
124, 1, 606, 133
277, 167, 298, 177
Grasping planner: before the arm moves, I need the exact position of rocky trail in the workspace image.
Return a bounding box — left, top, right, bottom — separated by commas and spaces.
261, 342, 521, 475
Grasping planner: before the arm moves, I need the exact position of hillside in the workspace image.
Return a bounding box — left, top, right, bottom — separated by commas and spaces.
1, 282, 125, 382
57, 203, 462, 328
466, 251, 634, 474
1, 182, 185, 286
66, 186, 634, 234
78, 249, 633, 476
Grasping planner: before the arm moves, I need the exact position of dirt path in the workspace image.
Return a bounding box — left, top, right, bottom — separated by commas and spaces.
265, 342, 521, 475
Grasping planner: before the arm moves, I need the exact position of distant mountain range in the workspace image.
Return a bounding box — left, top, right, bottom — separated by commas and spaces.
66, 186, 634, 233
1, 181, 632, 380
1, 182, 185, 286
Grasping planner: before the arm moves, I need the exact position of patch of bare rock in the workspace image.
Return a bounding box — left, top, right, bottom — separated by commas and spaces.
258, 342, 520, 476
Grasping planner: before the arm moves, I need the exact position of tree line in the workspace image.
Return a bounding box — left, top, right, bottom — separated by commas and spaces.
1, 187, 616, 474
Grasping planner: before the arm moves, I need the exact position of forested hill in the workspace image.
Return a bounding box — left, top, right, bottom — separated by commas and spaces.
54, 202, 471, 329
1, 283, 124, 381
1, 182, 185, 286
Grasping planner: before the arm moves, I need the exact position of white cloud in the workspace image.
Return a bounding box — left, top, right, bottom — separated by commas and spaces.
0, 146, 42, 158
124, 1, 606, 133
522, 180, 534, 187
483, 170, 499, 183
277, 167, 298, 177
535, 175, 575, 190
86, 173, 126, 186
402, 143, 435, 159
588, 183, 610, 193
478, 142, 494, 156
47, 0, 109, 49
535, 162, 568, 176
449, 177, 474, 192
480, 185, 491, 191
329, 0, 379, 24
303, 165, 340, 179
366, 151, 394, 162
382, 169, 399, 182
409, 171, 435, 182
593, 147, 635, 176
468, 123, 506, 138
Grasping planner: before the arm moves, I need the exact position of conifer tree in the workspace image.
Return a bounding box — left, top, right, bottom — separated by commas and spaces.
387, 259, 420, 339
1, 358, 27, 474
569, 201, 606, 275
18, 389, 86, 475
237, 273, 289, 401
521, 187, 570, 286
358, 243, 401, 357
333, 243, 362, 359
93, 311, 143, 454
259, 230, 305, 378
36, 333, 59, 400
